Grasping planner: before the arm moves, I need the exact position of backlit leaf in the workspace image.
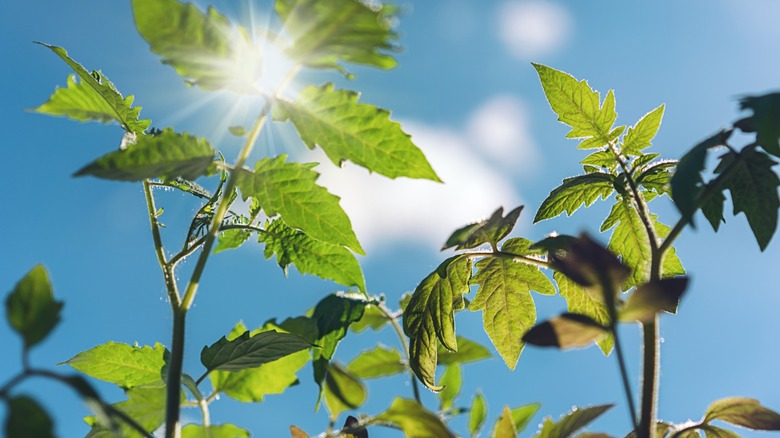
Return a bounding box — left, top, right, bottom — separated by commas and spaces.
736, 92, 780, 157
619, 277, 688, 323
702, 425, 741, 438
549, 234, 630, 301
523, 313, 608, 349
493, 406, 518, 438
469, 393, 488, 437
372, 398, 456, 438
534, 404, 613, 438
6, 265, 62, 349
35, 43, 149, 134
75, 128, 215, 182
349, 304, 389, 333
182, 424, 250, 438
346, 344, 405, 379
312, 293, 367, 361
323, 362, 366, 420
555, 272, 613, 354
622, 104, 665, 156
62, 342, 167, 388
259, 219, 366, 293
704, 397, 780, 430
214, 227, 252, 254
512, 404, 541, 434
469, 256, 555, 369
438, 364, 462, 410
201, 329, 311, 373
403, 256, 471, 391
5, 396, 54, 438
437, 336, 492, 366
581, 149, 618, 170
443, 206, 523, 250
237, 155, 363, 254
535, 173, 616, 223
637, 160, 676, 197
86, 386, 167, 438
275, 83, 439, 181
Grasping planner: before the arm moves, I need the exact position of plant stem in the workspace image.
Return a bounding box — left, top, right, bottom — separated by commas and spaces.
612, 323, 639, 429
377, 302, 421, 402
144, 180, 181, 307
165, 307, 186, 438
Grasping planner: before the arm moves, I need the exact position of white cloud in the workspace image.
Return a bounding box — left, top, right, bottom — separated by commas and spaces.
497, 1, 572, 59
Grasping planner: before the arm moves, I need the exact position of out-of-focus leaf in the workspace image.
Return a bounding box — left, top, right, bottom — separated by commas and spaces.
550, 234, 630, 301
534, 404, 614, 438
372, 398, 456, 438
438, 364, 462, 411
535, 173, 616, 223
704, 397, 780, 430
5, 395, 54, 438
85, 386, 167, 437
290, 425, 310, 438
323, 362, 366, 420
736, 92, 780, 157
347, 344, 405, 379
492, 406, 518, 438
622, 104, 665, 156
555, 272, 613, 354
6, 265, 63, 349
512, 403, 541, 434
619, 277, 688, 323
443, 206, 523, 250
523, 313, 608, 349
437, 336, 492, 366
181, 424, 250, 438
349, 304, 388, 333
62, 342, 167, 389
469, 393, 488, 437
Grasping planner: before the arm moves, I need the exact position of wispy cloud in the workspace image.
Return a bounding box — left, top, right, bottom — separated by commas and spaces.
497, 1, 572, 59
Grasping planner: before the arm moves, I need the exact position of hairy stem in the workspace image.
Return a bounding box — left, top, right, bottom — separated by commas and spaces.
165, 308, 186, 438
144, 180, 181, 307
377, 302, 421, 403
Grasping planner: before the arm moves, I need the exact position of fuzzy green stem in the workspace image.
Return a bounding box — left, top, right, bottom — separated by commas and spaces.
144, 180, 181, 307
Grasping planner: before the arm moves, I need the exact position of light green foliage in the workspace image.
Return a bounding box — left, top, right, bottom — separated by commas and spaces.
237, 155, 364, 254
214, 225, 252, 254
200, 327, 311, 374
35, 43, 150, 134
437, 336, 492, 366
511, 403, 541, 434
469, 255, 555, 369
322, 362, 366, 420
492, 406, 518, 438
737, 92, 780, 157
554, 272, 613, 354
534, 173, 616, 222
622, 104, 665, 156
258, 219, 366, 293
132, 0, 259, 92
349, 304, 389, 333
275, 0, 399, 71
5, 395, 54, 438
704, 397, 780, 431
312, 294, 367, 361
275, 83, 440, 181
5, 265, 62, 349
637, 160, 676, 197
346, 344, 405, 379
63, 342, 167, 389
534, 404, 613, 438
469, 393, 488, 437
86, 386, 167, 437
75, 128, 215, 182
402, 256, 471, 391
372, 398, 456, 438
443, 206, 523, 250
437, 364, 462, 410
182, 424, 250, 438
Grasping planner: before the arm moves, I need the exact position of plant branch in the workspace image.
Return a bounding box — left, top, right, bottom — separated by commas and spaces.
376, 302, 421, 403
144, 180, 181, 307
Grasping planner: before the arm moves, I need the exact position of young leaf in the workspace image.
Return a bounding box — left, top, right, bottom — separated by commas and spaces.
469, 393, 488, 437
437, 336, 492, 366
637, 160, 676, 197
534, 404, 614, 438
236, 155, 364, 254
533, 64, 618, 149
581, 149, 619, 170
132, 0, 260, 92
704, 397, 780, 431
346, 344, 405, 379
619, 277, 689, 323
35, 43, 150, 134
622, 104, 665, 156
403, 256, 472, 391
469, 255, 555, 369
736, 92, 780, 157
182, 424, 250, 438
323, 362, 366, 420
512, 404, 541, 434
716, 147, 779, 250
372, 398, 456, 438
492, 406, 518, 438
554, 272, 613, 354
5, 395, 54, 438
62, 342, 167, 388
534, 173, 616, 223
259, 219, 366, 293
6, 265, 63, 349
349, 304, 389, 333
523, 312, 608, 349
443, 206, 523, 250
275, 83, 440, 181
75, 128, 215, 182
214, 227, 252, 254
85, 386, 167, 437
275, 0, 399, 71
438, 364, 462, 411
201, 329, 311, 373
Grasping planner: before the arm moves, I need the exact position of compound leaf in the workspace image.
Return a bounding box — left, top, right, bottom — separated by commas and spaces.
346, 344, 405, 379
622, 104, 665, 156
535, 173, 616, 222
443, 206, 524, 250
62, 342, 167, 389
201, 329, 311, 374
182, 424, 250, 438
237, 155, 363, 254
5, 395, 54, 438
6, 265, 63, 349
704, 397, 780, 431
372, 398, 456, 438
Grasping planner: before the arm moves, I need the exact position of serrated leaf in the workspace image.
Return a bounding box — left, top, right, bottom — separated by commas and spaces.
312, 293, 367, 361
619, 277, 688, 323
512, 404, 541, 434
534, 404, 614, 438
182, 424, 250, 438
275, 83, 439, 181
5, 395, 54, 438
86, 386, 166, 438
438, 364, 462, 411
437, 336, 492, 366
237, 155, 363, 254
75, 128, 215, 181
555, 272, 613, 354
701, 190, 726, 232
704, 397, 780, 430
493, 405, 518, 438
35, 43, 149, 134
501, 237, 545, 256
444, 206, 524, 250
716, 148, 779, 250
535, 174, 616, 223
736, 92, 780, 157
470, 393, 488, 437
581, 150, 618, 170
550, 234, 630, 300
346, 344, 405, 379
534, 64, 617, 149
201, 329, 311, 373
275, 0, 399, 71
323, 362, 366, 420
349, 304, 389, 333
523, 312, 608, 349
469, 255, 555, 369
214, 227, 252, 254
259, 219, 366, 293
637, 160, 676, 197
403, 256, 472, 391
623, 104, 665, 156
6, 265, 63, 349
372, 398, 456, 438
63, 342, 167, 388
132, 0, 260, 92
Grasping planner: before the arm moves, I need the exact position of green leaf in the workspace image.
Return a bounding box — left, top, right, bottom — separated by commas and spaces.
523, 312, 608, 349
214, 227, 252, 254
5, 395, 54, 438
201, 329, 311, 373
372, 398, 456, 438
210, 322, 310, 402
736, 92, 780, 157
75, 128, 215, 181
259, 219, 366, 293
275, 0, 399, 71
349, 304, 389, 333
716, 148, 780, 250
701, 425, 741, 438
637, 160, 676, 197
581, 149, 619, 170
403, 256, 472, 391
619, 277, 689, 323
534, 404, 614, 438
555, 272, 613, 354
512, 404, 541, 434
493, 405, 518, 438
275, 83, 440, 181
34, 43, 150, 134
470, 255, 555, 369
182, 424, 250, 438
704, 397, 780, 430
437, 336, 492, 366
535, 174, 616, 223
533, 64, 618, 149
550, 234, 630, 299
622, 104, 665, 156
323, 362, 366, 420
501, 237, 545, 256
312, 293, 367, 361
86, 386, 166, 437
443, 206, 524, 250
5, 265, 63, 349
701, 190, 726, 232
132, 0, 260, 92
346, 344, 405, 379
237, 155, 364, 254
469, 393, 488, 437
62, 342, 167, 388
438, 364, 462, 411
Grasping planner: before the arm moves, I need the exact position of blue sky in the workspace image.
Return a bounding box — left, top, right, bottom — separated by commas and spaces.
2, 1, 780, 437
